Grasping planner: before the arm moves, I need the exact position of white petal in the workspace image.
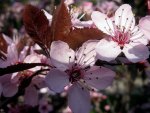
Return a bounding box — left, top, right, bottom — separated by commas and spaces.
84, 66, 115, 90
96, 38, 121, 61
115, 4, 135, 32
24, 85, 38, 107
123, 43, 149, 63
76, 40, 99, 67
50, 41, 75, 71
139, 16, 150, 40
68, 83, 91, 113
45, 69, 69, 93
91, 11, 114, 35
3, 82, 18, 97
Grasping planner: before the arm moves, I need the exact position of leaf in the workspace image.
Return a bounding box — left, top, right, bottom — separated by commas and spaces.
62, 28, 106, 49
51, 1, 105, 49
23, 5, 51, 56
0, 34, 7, 60
51, 0, 72, 40
0, 34, 8, 53
16, 36, 33, 54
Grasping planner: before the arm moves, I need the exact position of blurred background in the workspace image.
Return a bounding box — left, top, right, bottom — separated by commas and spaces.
0, 0, 150, 113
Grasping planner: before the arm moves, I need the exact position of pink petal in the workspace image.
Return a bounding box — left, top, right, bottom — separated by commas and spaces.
50, 41, 75, 71
123, 43, 149, 63
96, 38, 121, 61
45, 69, 69, 93
139, 16, 150, 40
84, 66, 115, 90
74, 20, 93, 28
24, 54, 42, 72
7, 44, 18, 64
32, 75, 46, 88
19, 46, 29, 62
68, 83, 91, 113
115, 4, 135, 32
2, 34, 13, 45
76, 40, 99, 67
24, 85, 38, 107
42, 9, 52, 25
130, 26, 148, 45
11, 72, 19, 84
3, 82, 18, 97
91, 11, 114, 35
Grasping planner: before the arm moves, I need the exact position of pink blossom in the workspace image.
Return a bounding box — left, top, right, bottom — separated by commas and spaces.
95, 1, 118, 17
65, 0, 74, 5
81, 1, 93, 15
104, 105, 110, 111
0, 35, 29, 97
139, 16, 150, 40
91, 4, 149, 63
43, 6, 93, 28
70, 7, 93, 28
11, 53, 48, 106
45, 40, 115, 113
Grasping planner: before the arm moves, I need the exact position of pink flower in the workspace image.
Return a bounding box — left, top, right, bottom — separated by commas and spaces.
43, 6, 94, 28
11, 53, 48, 106
96, 1, 118, 17
65, 0, 74, 5
81, 1, 93, 14
45, 40, 115, 113
139, 16, 150, 40
70, 7, 93, 28
91, 4, 149, 63
0, 36, 29, 97
104, 105, 110, 111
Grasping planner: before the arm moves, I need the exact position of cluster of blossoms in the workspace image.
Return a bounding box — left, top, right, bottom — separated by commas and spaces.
1, 0, 150, 113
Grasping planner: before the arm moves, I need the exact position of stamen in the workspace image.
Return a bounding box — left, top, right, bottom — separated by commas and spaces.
105, 18, 114, 35
81, 55, 95, 67
78, 80, 96, 92
79, 13, 86, 20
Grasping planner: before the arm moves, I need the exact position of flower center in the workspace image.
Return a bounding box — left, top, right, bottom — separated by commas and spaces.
67, 67, 83, 83
112, 30, 130, 47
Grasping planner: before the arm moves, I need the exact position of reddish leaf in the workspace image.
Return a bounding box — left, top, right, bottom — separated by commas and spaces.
16, 36, 33, 54
51, 0, 72, 40
0, 34, 8, 53
23, 5, 51, 56
0, 34, 7, 60
61, 28, 105, 49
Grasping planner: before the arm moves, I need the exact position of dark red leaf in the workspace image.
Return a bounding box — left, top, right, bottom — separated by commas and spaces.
62, 28, 106, 49
51, 0, 72, 40
23, 5, 51, 56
